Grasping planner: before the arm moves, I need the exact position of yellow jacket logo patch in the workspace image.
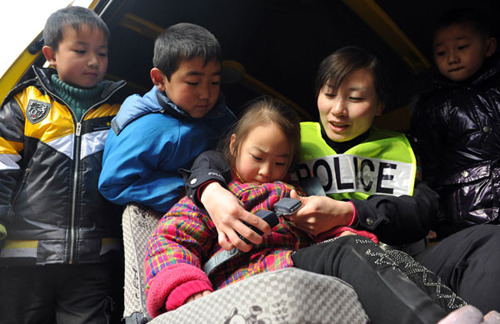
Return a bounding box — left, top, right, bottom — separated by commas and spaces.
26, 99, 51, 124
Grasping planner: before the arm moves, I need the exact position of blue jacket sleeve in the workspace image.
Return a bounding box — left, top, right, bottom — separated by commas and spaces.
99, 116, 184, 213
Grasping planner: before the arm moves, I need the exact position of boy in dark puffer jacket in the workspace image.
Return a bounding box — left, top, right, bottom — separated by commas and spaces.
411, 8, 500, 239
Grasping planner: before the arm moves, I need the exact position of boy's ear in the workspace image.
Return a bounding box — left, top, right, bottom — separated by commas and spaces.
42, 46, 57, 66
485, 37, 497, 58
150, 68, 167, 91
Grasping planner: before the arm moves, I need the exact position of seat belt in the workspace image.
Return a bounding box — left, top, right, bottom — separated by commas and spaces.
202, 199, 301, 276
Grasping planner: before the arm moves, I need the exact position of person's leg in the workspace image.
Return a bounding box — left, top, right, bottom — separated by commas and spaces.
414, 224, 500, 313
382, 248, 466, 311
110, 252, 124, 324
292, 236, 465, 324
0, 265, 57, 324
55, 263, 114, 324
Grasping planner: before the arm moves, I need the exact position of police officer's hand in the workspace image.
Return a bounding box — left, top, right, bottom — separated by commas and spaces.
201, 182, 271, 252
285, 190, 354, 236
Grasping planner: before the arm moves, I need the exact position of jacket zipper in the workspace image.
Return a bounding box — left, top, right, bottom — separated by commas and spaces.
35, 69, 126, 264
69, 122, 82, 264
69, 85, 124, 263
10, 168, 30, 205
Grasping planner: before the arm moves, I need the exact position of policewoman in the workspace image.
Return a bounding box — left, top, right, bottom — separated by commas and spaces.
288, 46, 427, 250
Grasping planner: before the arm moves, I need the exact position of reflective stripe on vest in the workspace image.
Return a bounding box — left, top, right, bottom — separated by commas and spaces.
295, 122, 416, 200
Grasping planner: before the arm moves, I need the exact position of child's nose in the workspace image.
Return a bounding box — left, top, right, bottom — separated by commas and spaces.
448, 50, 460, 64
259, 163, 271, 178
88, 54, 99, 67
199, 83, 210, 99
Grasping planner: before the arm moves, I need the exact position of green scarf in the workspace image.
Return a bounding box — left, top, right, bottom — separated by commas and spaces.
51, 74, 105, 121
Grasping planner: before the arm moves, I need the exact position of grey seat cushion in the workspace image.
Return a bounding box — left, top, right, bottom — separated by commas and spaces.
152, 267, 369, 324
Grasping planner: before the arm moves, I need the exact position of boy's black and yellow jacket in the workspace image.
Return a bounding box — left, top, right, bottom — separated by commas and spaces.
0, 66, 126, 266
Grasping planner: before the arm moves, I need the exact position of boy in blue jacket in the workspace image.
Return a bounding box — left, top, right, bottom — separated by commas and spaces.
99, 23, 236, 213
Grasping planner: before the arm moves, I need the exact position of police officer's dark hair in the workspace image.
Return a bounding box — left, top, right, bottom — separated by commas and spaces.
315, 46, 389, 109
433, 8, 494, 39
153, 22, 222, 80
43, 6, 109, 50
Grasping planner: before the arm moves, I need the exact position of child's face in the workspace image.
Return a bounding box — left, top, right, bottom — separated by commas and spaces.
153, 57, 221, 118
433, 22, 496, 82
317, 68, 383, 143
231, 123, 292, 185
43, 24, 108, 88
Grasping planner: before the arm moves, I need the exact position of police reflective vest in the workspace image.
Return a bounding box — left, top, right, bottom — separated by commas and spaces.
295, 122, 416, 200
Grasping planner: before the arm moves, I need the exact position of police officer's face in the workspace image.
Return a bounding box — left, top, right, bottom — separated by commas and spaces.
317, 68, 383, 143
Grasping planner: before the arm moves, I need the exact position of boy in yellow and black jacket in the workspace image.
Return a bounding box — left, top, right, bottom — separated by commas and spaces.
0, 6, 125, 323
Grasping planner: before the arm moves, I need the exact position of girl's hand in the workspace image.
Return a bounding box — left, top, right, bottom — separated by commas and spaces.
201, 182, 271, 252
285, 190, 354, 236
185, 290, 211, 304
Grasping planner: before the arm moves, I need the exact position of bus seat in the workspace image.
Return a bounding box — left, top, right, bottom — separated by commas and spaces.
122, 203, 161, 323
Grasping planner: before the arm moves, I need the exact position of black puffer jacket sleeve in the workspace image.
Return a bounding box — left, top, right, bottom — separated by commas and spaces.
351, 180, 438, 246
181, 150, 232, 207
0, 94, 25, 225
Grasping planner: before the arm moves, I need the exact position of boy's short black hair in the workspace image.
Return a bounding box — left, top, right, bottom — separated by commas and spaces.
433, 8, 494, 39
43, 6, 110, 50
153, 22, 222, 80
